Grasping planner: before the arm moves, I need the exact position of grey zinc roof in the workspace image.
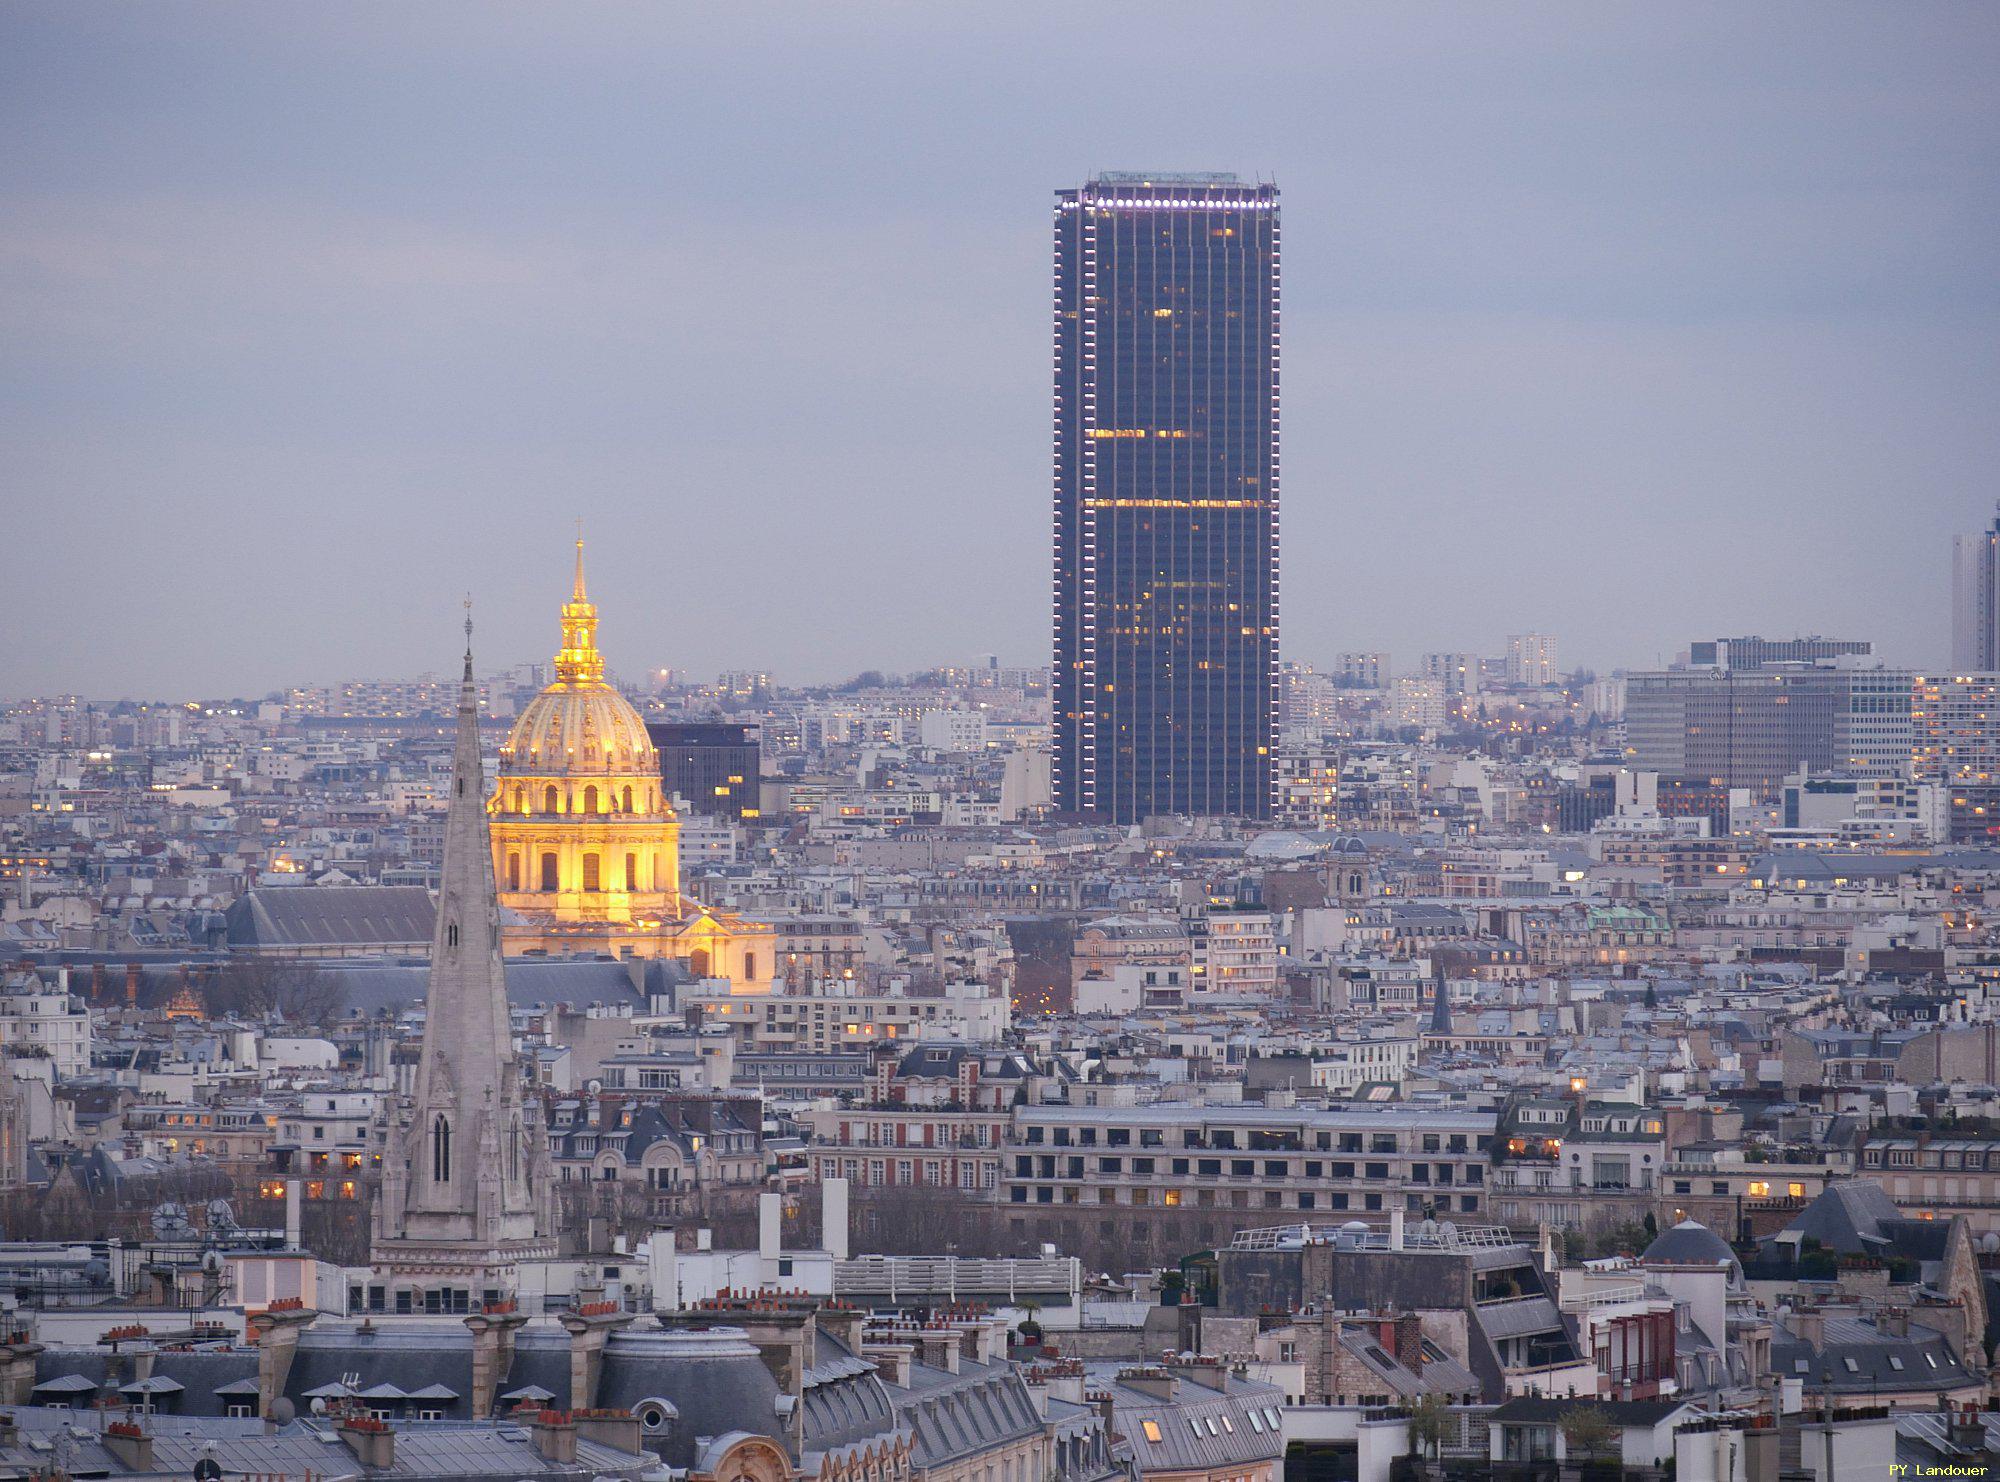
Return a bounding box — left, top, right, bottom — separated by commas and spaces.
1475, 1296, 1569, 1342
1773, 1179, 1905, 1254
0, 1411, 655, 1482
1772, 1314, 1973, 1394
225, 886, 436, 950
325, 958, 647, 1014
1643, 1218, 1743, 1283
1093, 1370, 1286, 1475
893, 1359, 1042, 1469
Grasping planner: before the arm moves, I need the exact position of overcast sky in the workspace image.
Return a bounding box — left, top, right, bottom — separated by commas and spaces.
3, 3, 1996, 698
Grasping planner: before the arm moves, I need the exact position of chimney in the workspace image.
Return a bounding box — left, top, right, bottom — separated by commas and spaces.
1176, 1296, 1201, 1354
1790, 1310, 1825, 1350
1739, 1423, 1778, 1482
337, 1417, 394, 1470
1118, 1368, 1178, 1403
531, 1411, 577, 1464
864, 1339, 915, 1386
1166, 1355, 1226, 1392
1948, 1403, 1988, 1451
574, 1410, 641, 1455
919, 1327, 960, 1374
1390, 1313, 1424, 1372
696, 1227, 713, 1252
817, 1301, 866, 1355
1389, 1209, 1405, 1251
102, 1423, 154, 1472
1878, 1306, 1909, 1338
758, 1193, 782, 1263
822, 1177, 850, 1261
284, 1179, 302, 1249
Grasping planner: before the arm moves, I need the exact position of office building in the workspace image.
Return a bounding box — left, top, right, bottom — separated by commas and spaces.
1505, 634, 1559, 688
1687, 635, 1872, 671
1953, 504, 2000, 671
1052, 171, 1280, 822
647, 721, 762, 822
1623, 665, 1913, 797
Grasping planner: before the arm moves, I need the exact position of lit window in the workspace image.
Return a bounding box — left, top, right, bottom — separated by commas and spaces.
1141, 1421, 1162, 1443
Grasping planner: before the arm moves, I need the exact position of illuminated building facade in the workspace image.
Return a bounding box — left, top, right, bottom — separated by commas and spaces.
488, 545, 773, 986
1052, 172, 1280, 822
1913, 672, 2000, 842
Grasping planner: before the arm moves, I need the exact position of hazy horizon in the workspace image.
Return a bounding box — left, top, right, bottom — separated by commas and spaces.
4, 3, 1997, 697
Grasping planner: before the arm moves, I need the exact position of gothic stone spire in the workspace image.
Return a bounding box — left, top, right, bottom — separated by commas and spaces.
374, 625, 549, 1263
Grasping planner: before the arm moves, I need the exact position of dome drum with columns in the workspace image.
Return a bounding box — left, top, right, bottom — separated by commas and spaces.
488, 544, 773, 987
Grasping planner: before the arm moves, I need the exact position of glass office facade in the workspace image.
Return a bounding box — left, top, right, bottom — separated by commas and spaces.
1052, 173, 1280, 822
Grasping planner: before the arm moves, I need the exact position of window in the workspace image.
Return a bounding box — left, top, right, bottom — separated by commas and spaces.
507, 854, 521, 890
540, 851, 559, 891
1188, 1419, 1204, 1438
544, 785, 559, 813
583, 853, 601, 891
584, 785, 599, 814
1141, 1421, 1162, 1443
431, 1115, 451, 1182
1888, 1356, 1905, 1372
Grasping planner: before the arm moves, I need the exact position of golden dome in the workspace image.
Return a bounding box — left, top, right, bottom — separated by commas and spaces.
499, 541, 657, 776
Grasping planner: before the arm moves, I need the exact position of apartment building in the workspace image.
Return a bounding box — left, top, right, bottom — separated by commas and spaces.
1193, 907, 1281, 1000
806, 1045, 1035, 1194
0, 965, 92, 1076
685, 981, 1009, 1051
1001, 1105, 1496, 1256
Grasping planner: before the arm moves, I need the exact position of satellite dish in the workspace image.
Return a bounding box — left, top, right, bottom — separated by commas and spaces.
151, 1202, 193, 1240
270, 1398, 295, 1425
309, 1397, 327, 1416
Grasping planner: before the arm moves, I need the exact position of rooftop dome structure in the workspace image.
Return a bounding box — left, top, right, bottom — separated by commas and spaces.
1641, 1218, 1743, 1286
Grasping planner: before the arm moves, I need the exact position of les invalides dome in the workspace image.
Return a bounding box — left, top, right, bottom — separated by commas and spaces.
487, 542, 773, 988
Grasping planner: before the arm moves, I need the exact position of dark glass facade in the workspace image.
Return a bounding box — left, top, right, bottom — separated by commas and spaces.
646, 722, 761, 821
1052, 173, 1279, 822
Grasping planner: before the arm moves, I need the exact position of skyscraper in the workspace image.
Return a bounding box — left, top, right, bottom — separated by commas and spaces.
1953, 504, 2000, 671
1052, 172, 1280, 823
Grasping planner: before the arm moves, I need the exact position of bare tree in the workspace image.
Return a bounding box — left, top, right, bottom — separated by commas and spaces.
207, 958, 347, 1029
